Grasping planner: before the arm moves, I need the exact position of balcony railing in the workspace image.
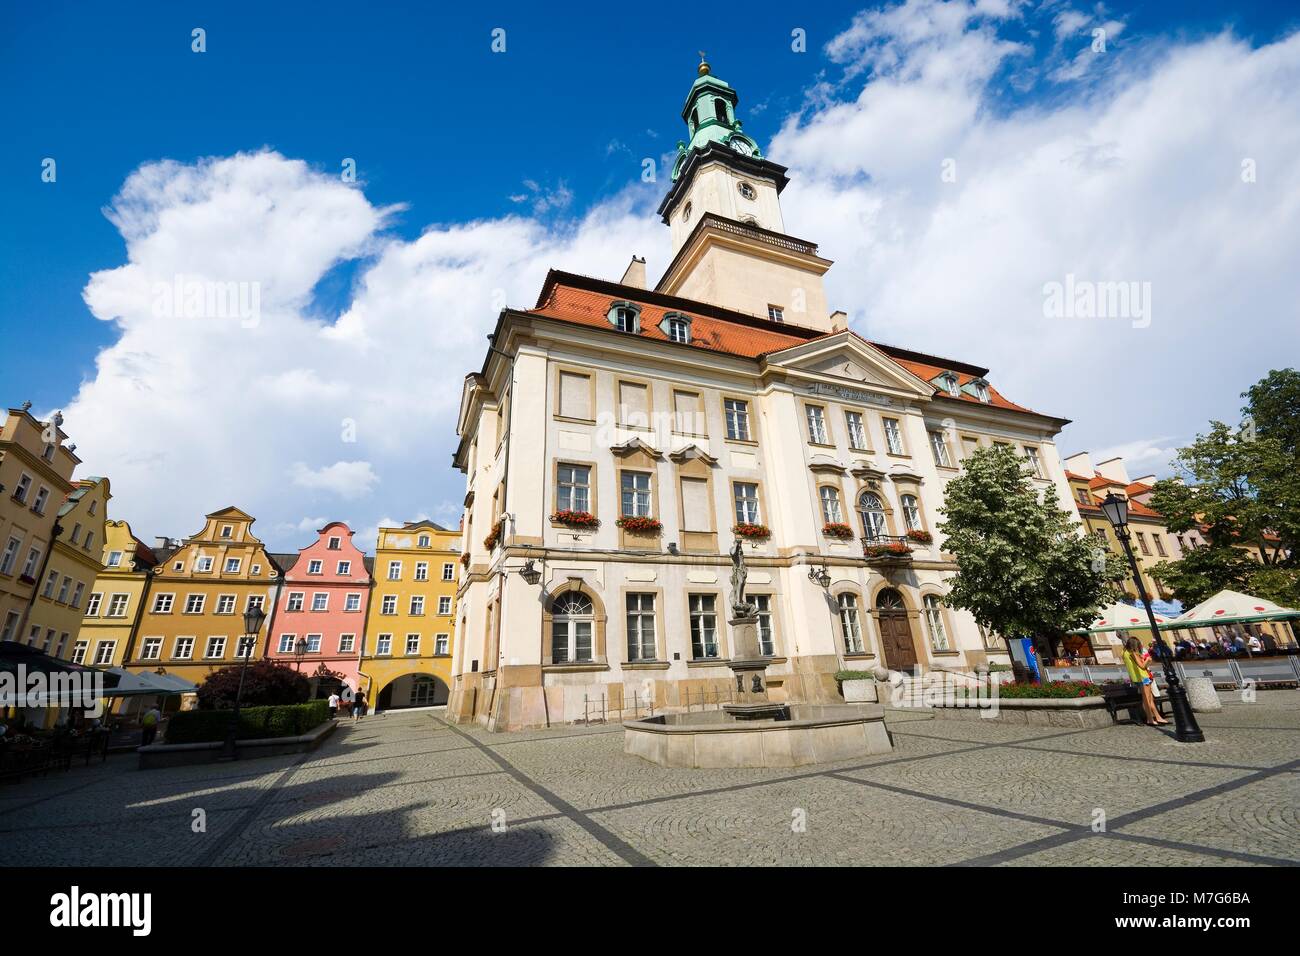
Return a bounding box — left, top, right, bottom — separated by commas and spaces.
860, 534, 914, 565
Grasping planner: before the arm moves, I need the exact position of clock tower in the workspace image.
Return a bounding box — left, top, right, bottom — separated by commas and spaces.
655, 58, 836, 332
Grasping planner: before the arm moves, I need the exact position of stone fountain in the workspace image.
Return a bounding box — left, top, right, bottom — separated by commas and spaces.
623, 542, 893, 768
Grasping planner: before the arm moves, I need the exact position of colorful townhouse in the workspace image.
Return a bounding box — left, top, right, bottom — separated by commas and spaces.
266, 521, 372, 701
124, 506, 287, 688
0, 405, 80, 648
361, 520, 459, 709
33, 476, 110, 661
75, 518, 159, 669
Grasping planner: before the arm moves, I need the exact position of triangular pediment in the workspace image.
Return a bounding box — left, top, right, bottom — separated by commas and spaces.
762, 333, 935, 400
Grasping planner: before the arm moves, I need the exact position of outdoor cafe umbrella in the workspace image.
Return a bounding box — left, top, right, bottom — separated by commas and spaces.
1068, 602, 1172, 634
99, 668, 197, 698
1163, 589, 1300, 630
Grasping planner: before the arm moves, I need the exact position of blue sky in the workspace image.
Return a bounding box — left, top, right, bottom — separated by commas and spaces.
3, 1, 1299, 548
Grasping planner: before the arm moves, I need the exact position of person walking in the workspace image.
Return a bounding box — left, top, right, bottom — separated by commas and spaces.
140, 704, 162, 746
327, 690, 341, 718
351, 689, 368, 721
1122, 637, 1167, 728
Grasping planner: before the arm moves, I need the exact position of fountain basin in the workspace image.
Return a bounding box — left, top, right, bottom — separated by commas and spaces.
623, 703, 891, 769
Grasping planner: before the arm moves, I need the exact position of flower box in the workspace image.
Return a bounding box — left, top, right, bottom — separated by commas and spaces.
550, 510, 600, 529
732, 522, 771, 540
905, 529, 933, 544
459, 552, 470, 568
863, 542, 912, 560
616, 515, 662, 534
18, 574, 37, 586
823, 522, 855, 540
483, 518, 505, 551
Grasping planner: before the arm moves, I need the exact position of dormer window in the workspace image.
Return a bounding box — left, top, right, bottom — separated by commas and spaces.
662, 312, 691, 344
608, 302, 641, 333
937, 372, 960, 397
972, 380, 990, 403
220, 525, 233, 539
327, 536, 341, 550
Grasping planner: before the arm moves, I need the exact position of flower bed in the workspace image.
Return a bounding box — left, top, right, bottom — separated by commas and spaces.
616, 515, 662, 534
551, 509, 600, 529
823, 522, 855, 540
957, 680, 1098, 699
732, 522, 771, 540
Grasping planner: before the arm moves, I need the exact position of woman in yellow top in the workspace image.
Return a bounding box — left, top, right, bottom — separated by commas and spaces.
1122, 636, 1168, 727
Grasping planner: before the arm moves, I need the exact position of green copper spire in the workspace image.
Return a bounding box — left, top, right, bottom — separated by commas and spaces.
671, 57, 762, 181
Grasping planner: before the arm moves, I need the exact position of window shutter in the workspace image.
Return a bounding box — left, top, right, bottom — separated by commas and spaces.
619, 382, 649, 427
681, 477, 712, 531
559, 372, 591, 420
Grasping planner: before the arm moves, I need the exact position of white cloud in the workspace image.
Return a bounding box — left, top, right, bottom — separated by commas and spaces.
289, 461, 379, 499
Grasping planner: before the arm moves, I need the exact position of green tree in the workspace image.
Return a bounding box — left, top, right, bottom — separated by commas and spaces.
937, 445, 1127, 652
1149, 368, 1299, 606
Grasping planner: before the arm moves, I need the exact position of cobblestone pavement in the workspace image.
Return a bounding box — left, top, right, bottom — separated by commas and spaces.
2, 692, 1296, 866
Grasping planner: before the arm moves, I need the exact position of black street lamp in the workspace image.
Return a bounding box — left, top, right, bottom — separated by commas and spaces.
218, 603, 267, 761
1098, 492, 1204, 743
294, 637, 309, 672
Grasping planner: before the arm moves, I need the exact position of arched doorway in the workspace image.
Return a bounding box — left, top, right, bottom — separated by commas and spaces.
876, 588, 918, 672
376, 674, 450, 710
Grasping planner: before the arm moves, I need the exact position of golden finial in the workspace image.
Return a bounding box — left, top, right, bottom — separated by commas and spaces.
698, 51, 710, 75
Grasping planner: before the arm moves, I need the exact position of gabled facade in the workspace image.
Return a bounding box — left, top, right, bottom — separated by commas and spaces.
125, 506, 284, 687
267, 521, 371, 699
360, 521, 460, 709
447, 62, 1077, 731
36, 477, 110, 661
76, 517, 159, 670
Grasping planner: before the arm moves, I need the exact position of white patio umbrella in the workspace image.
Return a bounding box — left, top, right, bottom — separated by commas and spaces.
1069, 602, 1171, 634
1164, 590, 1300, 630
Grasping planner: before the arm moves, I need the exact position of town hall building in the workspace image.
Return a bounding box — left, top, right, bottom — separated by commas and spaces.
447, 61, 1078, 731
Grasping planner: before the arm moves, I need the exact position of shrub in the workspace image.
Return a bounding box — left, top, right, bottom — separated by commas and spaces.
835, 669, 876, 682
957, 680, 1100, 699
164, 701, 331, 744
195, 660, 311, 710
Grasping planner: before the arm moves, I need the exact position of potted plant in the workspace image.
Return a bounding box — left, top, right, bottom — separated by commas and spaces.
835, 668, 879, 703
823, 522, 855, 540
459, 552, 471, 569
550, 509, 600, 529
483, 518, 505, 551
616, 515, 662, 534
863, 541, 911, 559
732, 522, 771, 540
906, 529, 933, 544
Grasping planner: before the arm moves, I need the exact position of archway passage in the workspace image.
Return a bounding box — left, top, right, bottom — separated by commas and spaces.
376, 673, 450, 711
876, 588, 918, 672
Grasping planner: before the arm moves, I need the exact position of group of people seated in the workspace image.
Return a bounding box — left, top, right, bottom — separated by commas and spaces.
1170, 627, 1280, 659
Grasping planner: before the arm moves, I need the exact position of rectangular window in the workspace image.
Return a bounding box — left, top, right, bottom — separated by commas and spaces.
620, 471, 652, 518
672, 390, 703, 435
214, 594, 235, 614
961, 435, 980, 460
337, 560, 351, 575
71, 582, 84, 608
204, 637, 227, 659
928, 430, 952, 468
410, 595, 425, 615
150, 593, 173, 614
338, 634, 355, 653
0, 536, 20, 575
435, 633, 449, 655
305, 634, 322, 653
13, 473, 31, 504
71, 641, 88, 664
311, 593, 329, 611
1024, 446, 1043, 478
57, 576, 71, 603
1154, 535, 1167, 557
33, 487, 49, 514
1136, 533, 1150, 556
845, 411, 867, 449
883, 418, 904, 455
733, 482, 760, 525
557, 463, 591, 513
405, 634, 420, 655
1, 611, 19, 642
286, 592, 305, 612
438, 595, 452, 615
184, 594, 205, 614
94, 641, 117, 666
558, 371, 593, 420
414, 561, 429, 581
381, 595, 396, 615
626, 593, 656, 661
819, 486, 843, 524
224, 557, 242, 574
376, 634, 392, 656
236, 636, 256, 659
105, 550, 123, 568
173, 637, 194, 660
345, 593, 362, 612
767, 304, 784, 322
86, 592, 104, 617
21, 547, 41, 578
755, 594, 775, 656
689, 594, 719, 659
141, 637, 162, 660
195, 556, 214, 572
441, 563, 455, 581
617, 381, 650, 429
43, 570, 58, 597
838, 593, 864, 654
805, 405, 828, 444
278, 634, 296, 653
724, 398, 751, 442
387, 560, 402, 581
106, 593, 130, 617
924, 595, 949, 651
307, 559, 323, 575
680, 476, 712, 531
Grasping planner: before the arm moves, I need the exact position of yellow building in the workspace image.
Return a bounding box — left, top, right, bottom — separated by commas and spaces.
75, 518, 160, 671
125, 506, 285, 691
0, 405, 82, 650
31, 477, 110, 662
360, 521, 460, 710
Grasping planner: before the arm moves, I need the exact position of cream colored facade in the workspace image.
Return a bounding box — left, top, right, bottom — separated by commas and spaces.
33, 477, 109, 661
75, 518, 157, 670
447, 64, 1078, 731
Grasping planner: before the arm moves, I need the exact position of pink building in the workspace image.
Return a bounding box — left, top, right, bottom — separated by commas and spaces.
268, 521, 372, 700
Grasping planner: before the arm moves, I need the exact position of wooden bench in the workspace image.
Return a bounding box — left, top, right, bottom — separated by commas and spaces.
1100, 683, 1172, 724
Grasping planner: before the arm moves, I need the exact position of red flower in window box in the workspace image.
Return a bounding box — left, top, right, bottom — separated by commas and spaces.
906, 529, 933, 544
483, 518, 505, 551
823, 522, 855, 540
616, 515, 662, 534
550, 510, 600, 529
863, 542, 911, 558
459, 552, 470, 568
732, 522, 771, 540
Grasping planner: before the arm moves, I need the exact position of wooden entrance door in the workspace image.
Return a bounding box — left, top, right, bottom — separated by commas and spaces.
876, 589, 918, 672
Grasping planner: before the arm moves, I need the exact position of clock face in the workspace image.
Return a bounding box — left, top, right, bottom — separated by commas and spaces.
729, 137, 754, 156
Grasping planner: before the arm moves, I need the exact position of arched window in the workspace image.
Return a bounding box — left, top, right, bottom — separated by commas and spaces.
551, 592, 594, 663
923, 595, 949, 651
819, 486, 843, 524
857, 491, 887, 540
837, 593, 864, 654
714, 98, 728, 124
900, 494, 922, 532
876, 588, 905, 612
